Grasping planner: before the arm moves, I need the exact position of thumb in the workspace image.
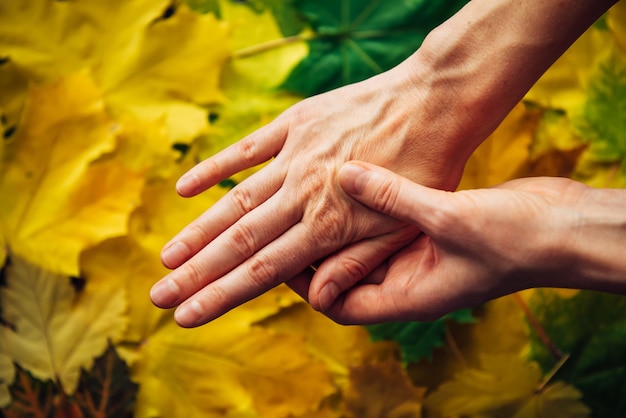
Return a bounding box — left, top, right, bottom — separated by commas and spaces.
338, 161, 449, 235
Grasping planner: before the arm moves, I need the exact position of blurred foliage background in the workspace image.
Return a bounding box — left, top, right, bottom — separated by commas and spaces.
0, 0, 625, 417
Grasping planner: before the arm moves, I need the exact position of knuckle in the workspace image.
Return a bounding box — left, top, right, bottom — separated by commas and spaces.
308, 201, 350, 251
180, 261, 207, 290
338, 257, 370, 282
236, 138, 257, 165
201, 158, 222, 181
229, 223, 258, 260
245, 253, 280, 290
373, 180, 402, 215
188, 222, 211, 246
229, 186, 255, 216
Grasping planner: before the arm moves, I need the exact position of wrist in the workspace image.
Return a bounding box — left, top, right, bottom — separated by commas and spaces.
563, 187, 626, 293
402, 0, 617, 162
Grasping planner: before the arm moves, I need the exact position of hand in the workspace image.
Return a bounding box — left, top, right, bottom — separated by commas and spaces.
296, 161, 592, 325
149, 55, 478, 327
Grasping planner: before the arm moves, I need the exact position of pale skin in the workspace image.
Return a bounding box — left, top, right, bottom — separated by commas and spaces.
287, 162, 626, 325
150, 0, 618, 327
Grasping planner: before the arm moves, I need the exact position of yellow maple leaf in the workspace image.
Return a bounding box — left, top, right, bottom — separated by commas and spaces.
512, 382, 590, 418
199, 0, 306, 158
0, 72, 144, 276
461, 296, 531, 364
524, 22, 615, 114
255, 303, 373, 379
129, 321, 334, 418
459, 103, 539, 190
0, 0, 230, 143
344, 357, 426, 418
0, 256, 127, 395
424, 354, 589, 418
607, 1, 626, 54
0, 60, 28, 135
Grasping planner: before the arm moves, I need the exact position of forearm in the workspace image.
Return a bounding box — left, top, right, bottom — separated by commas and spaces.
402, 0, 617, 160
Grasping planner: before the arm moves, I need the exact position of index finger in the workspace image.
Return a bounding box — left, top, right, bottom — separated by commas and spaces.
177, 119, 289, 197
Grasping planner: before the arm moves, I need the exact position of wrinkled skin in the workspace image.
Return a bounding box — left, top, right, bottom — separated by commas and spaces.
149, 56, 483, 327
289, 163, 594, 325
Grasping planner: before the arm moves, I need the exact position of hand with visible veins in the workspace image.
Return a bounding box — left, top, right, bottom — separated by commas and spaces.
150, 0, 616, 327
150, 60, 466, 327
288, 162, 626, 325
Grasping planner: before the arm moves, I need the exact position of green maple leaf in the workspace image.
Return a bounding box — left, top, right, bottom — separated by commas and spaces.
366, 309, 475, 364
528, 290, 626, 418
576, 54, 626, 176
282, 0, 468, 96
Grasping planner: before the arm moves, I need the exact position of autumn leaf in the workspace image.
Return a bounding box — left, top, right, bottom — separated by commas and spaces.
0, 59, 28, 136
0, 72, 145, 276
607, 1, 626, 54
73, 342, 139, 418
424, 354, 590, 418
459, 103, 539, 190
574, 52, 626, 178
511, 382, 591, 418
0, 352, 13, 408
282, 0, 468, 95
199, 0, 306, 159
343, 357, 425, 418
0, 0, 230, 143
366, 309, 475, 365
255, 302, 380, 385
528, 289, 626, 417
102, 3, 230, 143
0, 256, 127, 395
516, 108, 588, 179
193, 0, 307, 36
524, 22, 615, 114
127, 319, 334, 418
1, 364, 58, 418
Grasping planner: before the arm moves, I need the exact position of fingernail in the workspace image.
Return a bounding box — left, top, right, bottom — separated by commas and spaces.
319, 282, 339, 312
175, 300, 204, 327
176, 173, 200, 196
150, 278, 181, 307
161, 242, 190, 268
339, 163, 369, 196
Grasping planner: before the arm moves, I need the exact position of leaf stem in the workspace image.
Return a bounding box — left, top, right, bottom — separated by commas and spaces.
535, 353, 570, 393
232, 32, 314, 59
444, 325, 468, 368
513, 293, 563, 360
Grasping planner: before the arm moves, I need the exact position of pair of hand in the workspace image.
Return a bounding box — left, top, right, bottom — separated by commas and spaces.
150, 129, 591, 326
149, 0, 618, 326
149, 54, 481, 327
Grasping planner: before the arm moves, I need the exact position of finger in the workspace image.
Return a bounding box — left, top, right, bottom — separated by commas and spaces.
308, 225, 419, 313
151, 188, 301, 309
177, 120, 288, 197
285, 268, 316, 303
172, 220, 342, 327
338, 161, 452, 236
161, 164, 284, 269
320, 282, 436, 325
